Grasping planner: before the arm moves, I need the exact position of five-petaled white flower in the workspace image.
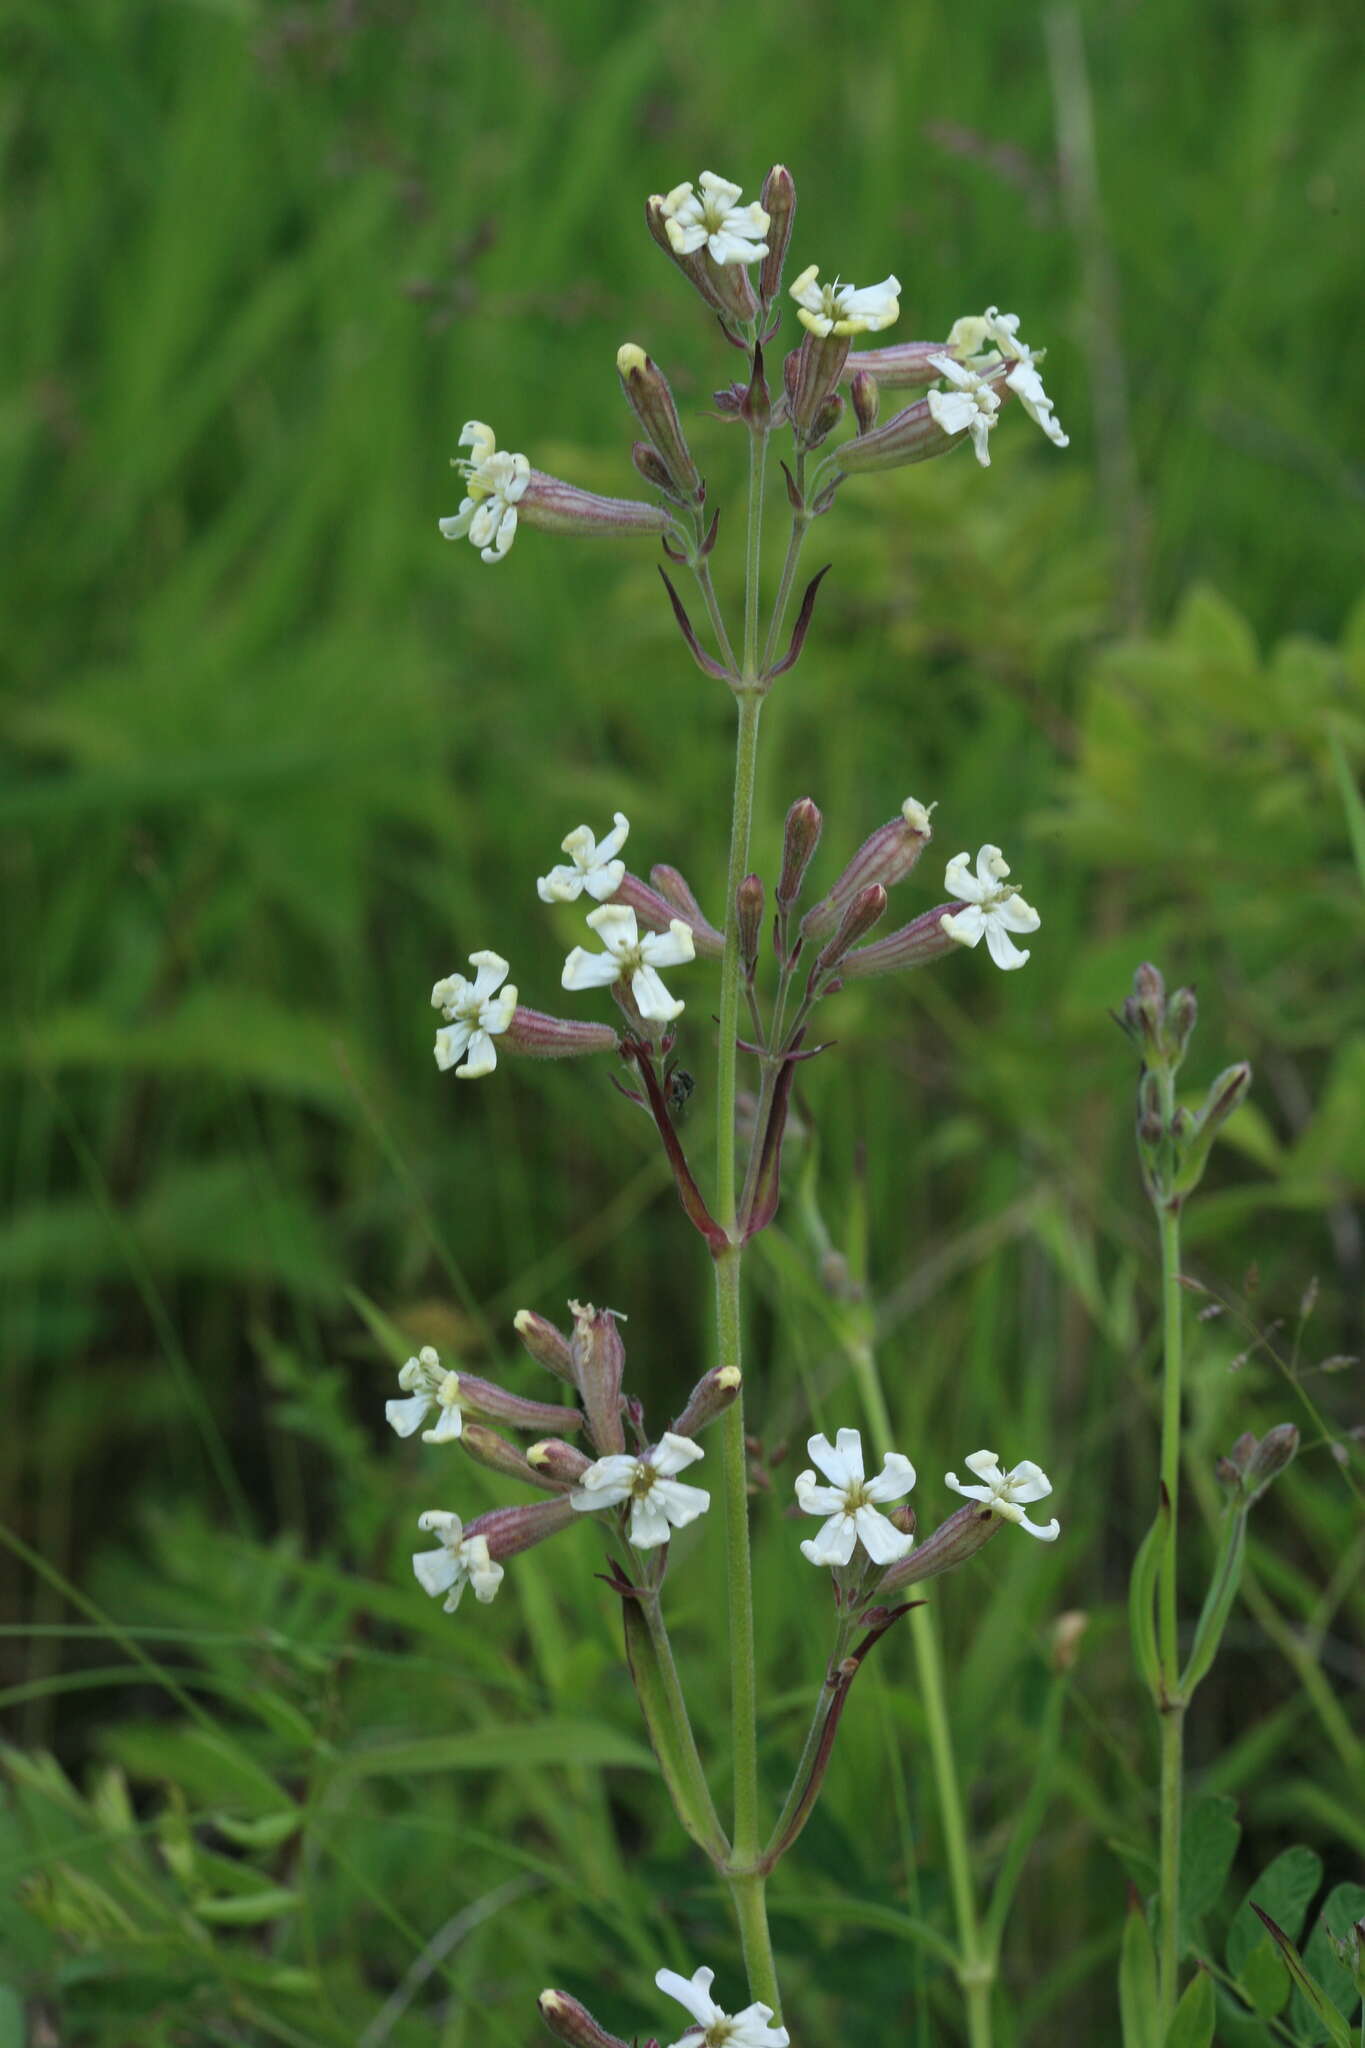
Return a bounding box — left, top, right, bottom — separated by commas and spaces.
570, 1433, 710, 1550
795, 1427, 917, 1568
946, 1450, 1060, 1541
940, 844, 1041, 971
947, 308, 1069, 449
438, 421, 530, 564
386, 1346, 464, 1444
432, 951, 519, 1077
537, 813, 630, 905
561, 904, 695, 1023
926, 355, 1001, 466
412, 1511, 504, 1611
656, 1966, 790, 2048
789, 264, 901, 338
660, 172, 770, 266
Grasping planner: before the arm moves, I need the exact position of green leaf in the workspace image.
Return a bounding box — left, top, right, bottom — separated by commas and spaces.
1120, 1896, 1162, 2048
1228, 1846, 1324, 2014
0, 1987, 23, 2048
1179, 1796, 1241, 1947
1164, 1968, 1215, 2048
191, 1886, 303, 1926
1128, 1498, 1167, 1702
333, 1718, 656, 1778
1181, 1507, 1247, 1698
1253, 1909, 1353, 2047
1298, 1882, 1365, 2040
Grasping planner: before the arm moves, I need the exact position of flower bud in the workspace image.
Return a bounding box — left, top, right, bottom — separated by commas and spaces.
614, 870, 724, 958
836, 360, 1012, 475
1198, 1061, 1251, 1136
888, 1502, 917, 1538
537, 1990, 630, 2048
737, 873, 764, 979
802, 797, 934, 938
514, 1308, 575, 1385
650, 862, 717, 930
1120, 963, 1167, 1056
879, 1503, 1002, 1594
517, 470, 672, 541
670, 1364, 742, 1438
1137, 1068, 1166, 1148
839, 338, 955, 389
616, 344, 702, 504
570, 1301, 626, 1455
631, 441, 688, 504
811, 884, 887, 984
1246, 1422, 1298, 1498
849, 368, 879, 435
1216, 1430, 1259, 1489
526, 1436, 593, 1485
1164, 985, 1199, 1063
465, 1496, 577, 1561
777, 797, 823, 908
786, 331, 851, 441
449, 1371, 583, 1435
758, 164, 796, 308
836, 904, 960, 980
503, 1009, 621, 1061
460, 1421, 563, 1490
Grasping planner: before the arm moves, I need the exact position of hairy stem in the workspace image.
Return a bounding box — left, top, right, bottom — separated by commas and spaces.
760, 453, 809, 673
1156, 1197, 1185, 2022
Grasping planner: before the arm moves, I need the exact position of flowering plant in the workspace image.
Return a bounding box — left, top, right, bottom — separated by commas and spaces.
415, 163, 1075, 2044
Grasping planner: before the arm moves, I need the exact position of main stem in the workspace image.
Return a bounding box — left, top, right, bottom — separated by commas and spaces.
1156, 1198, 1186, 2023
850, 1341, 993, 2048
715, 412, 780, 2012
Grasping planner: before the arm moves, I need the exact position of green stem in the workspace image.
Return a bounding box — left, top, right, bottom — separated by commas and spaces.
850, 1338, 994, 2048
742, 422, 769, 684
1156, 1198, 1185, 2022
763, 1612, 856, 1862
760, 453, 809, 673
728, 1871, 782, 2016
640, 1590, 728, 1860
691, 552, 738, 676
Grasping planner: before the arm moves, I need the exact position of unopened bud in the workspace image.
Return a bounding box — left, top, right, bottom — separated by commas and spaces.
880, 1503, 1002, 1593
837, 904, 960, 980
1137, 1069, 1166, 1148
737, 874, 764, 979
812, 884, 887, 983
838, 338, 953, 390
670, 1364, 742, 1438
1199, 1061, 1252, 1135
451, 1371, 582, 1435
616, 344, 702, 503
777, 797, 823, 907
570, 1301, 626, 1455
1120, 963, 1167, 1057
631, 440, 687, 503
888, 1502, 917, 1538
538, 1989, 629, 2048
1220, 1431, 1259, 1484
758, 164, 796, 308
504, 1008, 621, 1062
786, 331, 851, 440
1246, 1422, 1298, 1497
466, 1496, 577, 1561
803, 796, 935, 938
517, 470, 672, 542
849, 367, 879, 435
460, 1421, 559, 1490
514, 1308, 574, 1385
613, 871, 725, 958
526, 1437, 592, 1485
1164, 985, 1198, 1063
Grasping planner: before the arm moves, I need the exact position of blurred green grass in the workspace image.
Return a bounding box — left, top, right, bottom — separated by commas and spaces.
2, 0, 1363, 2040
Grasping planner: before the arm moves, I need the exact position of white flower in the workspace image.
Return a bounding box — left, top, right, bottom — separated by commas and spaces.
947, 310, 1069, 448
537, 813, 630, 905
660, 171, 770, 265
926, 354, 1001, 467
789, 264, 900, 338
940, 844, 1040, 971
795, 1427, 917, 1568
945, 1450, 1060, 1541
656, 1966, 790, 2048
438, 421, 530, 564
570, 1433, 710, 1550
431, 951, 518, 1078
411, 1511, 504, 1611
386, 1346, 464, 1444
561, 904, 695, 1023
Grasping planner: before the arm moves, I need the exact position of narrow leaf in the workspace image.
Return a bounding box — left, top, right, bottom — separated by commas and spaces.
1120, 1894, 1162, 2048
1181, 1506, 1247, 1697
1164, 1968, 1215, 2048
766, 564, 831, 679
1128, 1493, 1167, 1701
657, 568, 732, 680
1253, 1909, 1354, 2047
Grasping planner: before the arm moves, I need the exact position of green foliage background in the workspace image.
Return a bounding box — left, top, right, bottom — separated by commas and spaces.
2, 1, 1362, 2041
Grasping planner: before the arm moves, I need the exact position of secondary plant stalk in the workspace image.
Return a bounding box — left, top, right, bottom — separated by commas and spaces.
1156, 1198, 1185, 2022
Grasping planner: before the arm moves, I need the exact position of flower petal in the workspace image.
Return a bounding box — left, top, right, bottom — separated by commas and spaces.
656, 1967, 723, 2030
412, 1546, 460, 1597
561, 946, 623, 992
983, 918, 1030, 970
1019, 1512, 1062, 1541
652, 1477, 710, 1530
455, 1028, 498, 1078
631, 964, 685, 1023
794, 1473, 844, 1517
854, 1503, 915, 1566
639, 920, 697, 970
650, 1432, 706, 1477
801, 1513, 859, 1568
421, 1403, 465, 1444
941, 904, 986, 948
386, 1393, 431, 1438
584, 902, 638, 953
434, 1020, 474, 1070
863, 1451, 917, 1503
